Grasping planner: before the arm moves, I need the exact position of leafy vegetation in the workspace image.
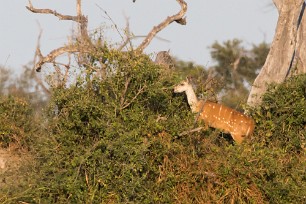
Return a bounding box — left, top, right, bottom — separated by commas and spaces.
253, 74, 306, 152
0, 44, 305, 204
0, 96, 34, 148
210, 40, 269, 108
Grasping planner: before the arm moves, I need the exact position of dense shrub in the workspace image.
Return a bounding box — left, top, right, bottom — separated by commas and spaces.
18, 50, 195, 203
3, 52, 305, 203
0, 95, 38, 203
0, 96, 35, 148
253, 74, 306, 152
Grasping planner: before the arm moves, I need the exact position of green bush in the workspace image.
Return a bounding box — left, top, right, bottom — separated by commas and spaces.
0, 96, 35, 148
4, 51, 305, 203
19, 50, 195, 203
253, 74, 306, 152
0, 95, 39, 203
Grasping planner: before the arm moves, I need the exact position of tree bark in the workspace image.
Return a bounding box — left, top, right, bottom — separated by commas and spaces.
247, 0, 306, 106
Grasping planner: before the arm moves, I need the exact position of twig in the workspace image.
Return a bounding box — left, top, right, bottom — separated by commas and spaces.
179, 127, 205, 136
118, 15, 133, 51
95, 4, 125, 43
31, 25, 50, 94
120, 35, 171, 51
136, 0, 187, 53
120, 76, 132, 108
73, 139, 105, 183
121, 85, 147, 110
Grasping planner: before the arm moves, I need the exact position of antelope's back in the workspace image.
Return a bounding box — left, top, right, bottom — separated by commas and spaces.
198, 101, 255, 136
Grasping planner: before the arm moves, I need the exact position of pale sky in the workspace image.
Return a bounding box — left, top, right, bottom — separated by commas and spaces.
0, 0, 277, 72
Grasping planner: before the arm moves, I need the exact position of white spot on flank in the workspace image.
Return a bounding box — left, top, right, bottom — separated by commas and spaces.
246, 126, 251, 135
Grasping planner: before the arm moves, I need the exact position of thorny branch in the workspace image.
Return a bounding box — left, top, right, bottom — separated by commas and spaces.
136, 0, 187, 53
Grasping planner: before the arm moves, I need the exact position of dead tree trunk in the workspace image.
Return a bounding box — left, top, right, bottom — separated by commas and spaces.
247, 0, 306, 107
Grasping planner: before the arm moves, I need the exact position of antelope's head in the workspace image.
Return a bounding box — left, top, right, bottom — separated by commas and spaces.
174, 78, 193, 93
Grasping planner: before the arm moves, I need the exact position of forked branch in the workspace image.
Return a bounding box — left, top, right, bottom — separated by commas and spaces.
26, 0, 91, 72
26, 3, 79, 22
136, 0, 187, 53
31, 28, 50, 94
35, 45, 79, 72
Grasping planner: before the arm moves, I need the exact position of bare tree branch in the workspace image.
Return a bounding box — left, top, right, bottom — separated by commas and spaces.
35, 45, 79, 72
136, 0, 187, 53
76, 0, 90, 41
120, 35, 171, 51
26, 0, 80, 22
118, 16, 134, 51
27, 0, 188, 74
27, 0, 92, 72
31, 27, 50, 94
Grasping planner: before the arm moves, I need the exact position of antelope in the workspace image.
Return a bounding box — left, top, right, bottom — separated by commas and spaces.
174, 78, 255, 144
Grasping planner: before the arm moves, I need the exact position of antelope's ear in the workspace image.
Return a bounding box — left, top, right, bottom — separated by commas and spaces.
186, 76, 190, 83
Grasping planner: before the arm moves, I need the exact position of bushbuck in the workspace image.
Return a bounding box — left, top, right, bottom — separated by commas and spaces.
174, 78, 255, 144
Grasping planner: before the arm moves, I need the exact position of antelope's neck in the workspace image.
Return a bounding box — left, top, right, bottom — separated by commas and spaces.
185, 88, 199, 113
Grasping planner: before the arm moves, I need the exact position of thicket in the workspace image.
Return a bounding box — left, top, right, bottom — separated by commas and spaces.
0, 96, 34, 148
0, 50, 305, 203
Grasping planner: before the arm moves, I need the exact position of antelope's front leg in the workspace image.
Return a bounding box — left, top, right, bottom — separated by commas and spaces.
231, 134, 244, 144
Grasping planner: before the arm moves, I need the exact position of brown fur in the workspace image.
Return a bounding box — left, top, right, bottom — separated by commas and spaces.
196, 100, 255, 144
174, 79, 255, 144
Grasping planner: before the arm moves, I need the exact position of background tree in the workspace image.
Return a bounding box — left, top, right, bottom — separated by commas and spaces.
0, 67, 11, 95
248, 0, 306, 106
0, 64, 48, 113
210, 40, 269, 108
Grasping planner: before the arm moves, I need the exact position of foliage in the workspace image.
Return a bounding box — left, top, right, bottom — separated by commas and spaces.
243, 74, 306, 203
174, 59, 208, 79
14, 49, 194, 203
0, 65, 48, 110
210, 40, 269, 108
1, 45, 305, 204
0, 96, 35, 148
0, 65, 47, 148
252, 74, 306, 152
